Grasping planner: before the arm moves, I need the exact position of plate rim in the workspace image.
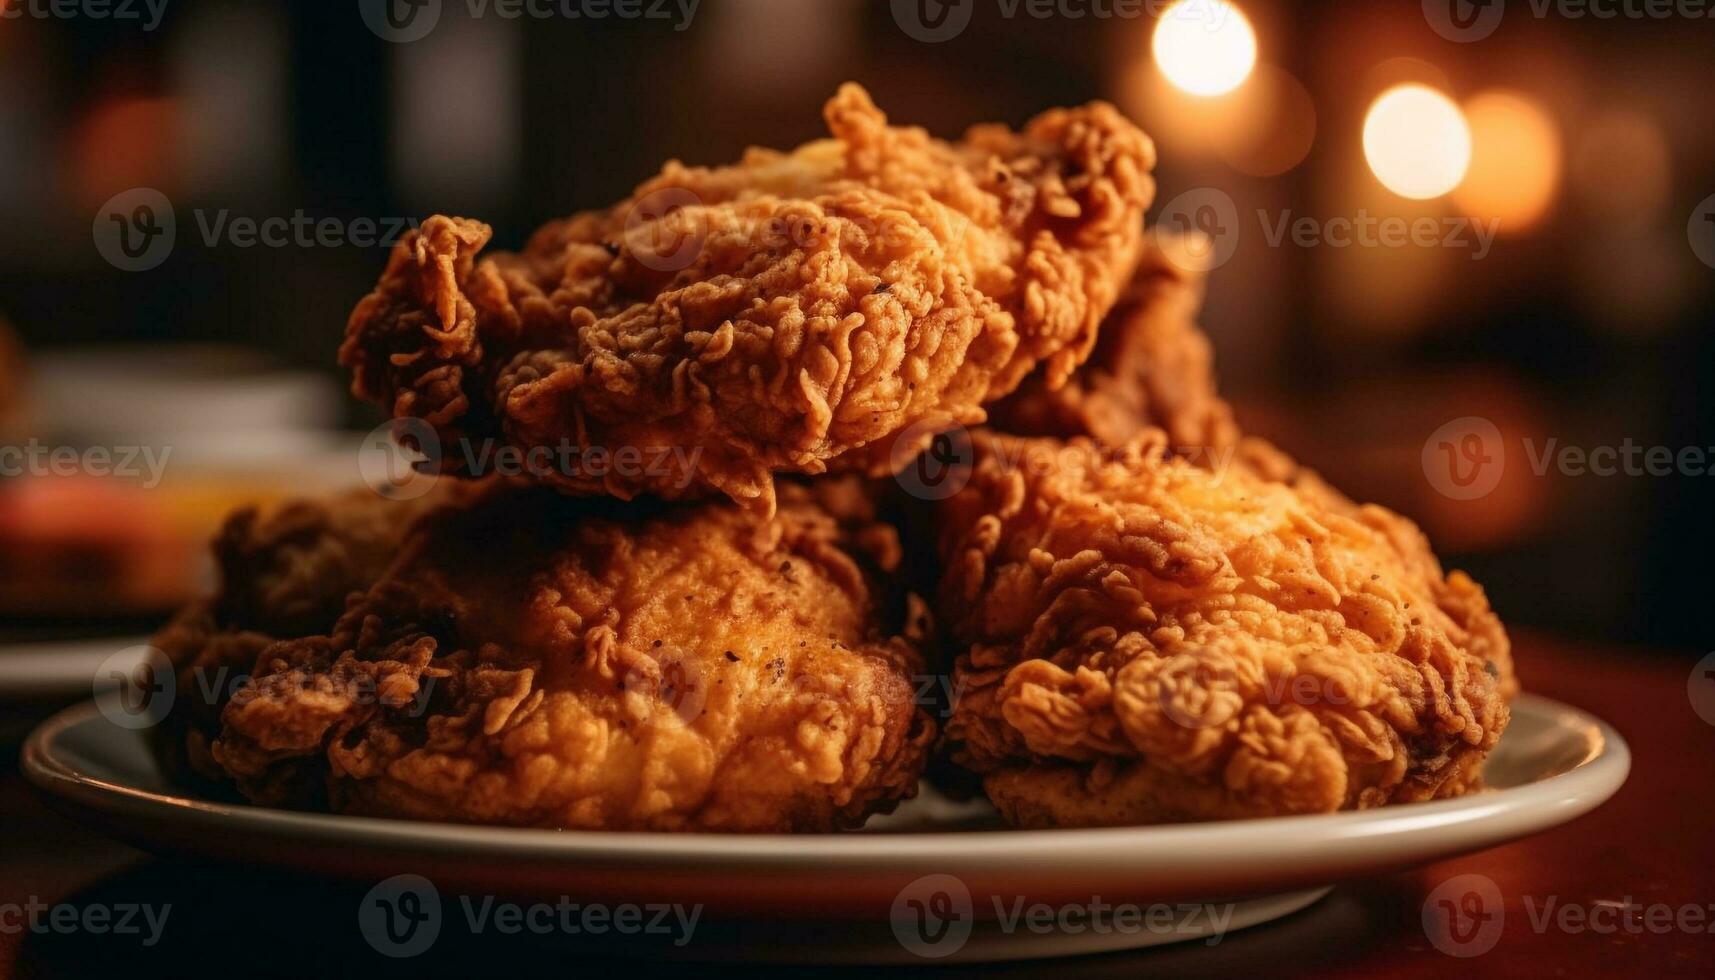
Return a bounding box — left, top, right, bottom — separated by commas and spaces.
21, 692, 1630, 865
0, 636, 153, 701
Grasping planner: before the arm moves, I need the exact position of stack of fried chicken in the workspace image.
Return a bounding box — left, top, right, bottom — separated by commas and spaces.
156, 85, 1513, 832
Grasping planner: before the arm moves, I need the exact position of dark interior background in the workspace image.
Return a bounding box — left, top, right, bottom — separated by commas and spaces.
1, 0, 1710, 651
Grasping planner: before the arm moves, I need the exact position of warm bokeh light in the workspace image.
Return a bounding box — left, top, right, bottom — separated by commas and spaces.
1453, 91, 1561, 233
1362, 84, 1470, 200
1152, 1, 1257, 97
1571, 109, 1672, 230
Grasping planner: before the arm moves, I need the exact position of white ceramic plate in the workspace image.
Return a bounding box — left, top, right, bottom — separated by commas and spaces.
22, 693, 1627, 963
0, 637, 151, 702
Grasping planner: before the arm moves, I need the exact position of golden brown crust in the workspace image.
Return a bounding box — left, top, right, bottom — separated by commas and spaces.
987, 232, 1237, 454
341, 83, 1156, 515
934, 432, 1512, 827
211, 479, 935, 832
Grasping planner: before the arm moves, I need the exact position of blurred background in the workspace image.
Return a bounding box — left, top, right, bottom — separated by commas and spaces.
0, 0, 1710, 653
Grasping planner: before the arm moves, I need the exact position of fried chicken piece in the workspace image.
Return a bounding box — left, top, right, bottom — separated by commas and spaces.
988, 232, 1236, 454
210, 479, 935, 832
341, 83, 1156, 516
978, 236, 1503, 682
935, 431, 1511, 827
154, 487, 460, 785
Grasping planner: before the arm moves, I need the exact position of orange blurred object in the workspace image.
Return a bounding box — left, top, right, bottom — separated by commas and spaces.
0, 474, 202, 617
71, 96, 180, 211
1453, 91, 1562, 234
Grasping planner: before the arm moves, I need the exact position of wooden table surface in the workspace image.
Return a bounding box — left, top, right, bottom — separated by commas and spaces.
1, 629, 1709, 978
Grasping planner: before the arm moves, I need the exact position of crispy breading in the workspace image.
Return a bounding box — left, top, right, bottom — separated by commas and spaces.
979, 237, 1502, 685
988, 232, 1236, 454
341, 84, 1156, 515
934, 431, 1512, 827
210, 479, 934, 832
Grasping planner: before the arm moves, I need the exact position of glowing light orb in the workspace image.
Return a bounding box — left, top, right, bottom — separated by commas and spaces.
1363, 84, 1471, 200
1152, 1, 1258, 98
